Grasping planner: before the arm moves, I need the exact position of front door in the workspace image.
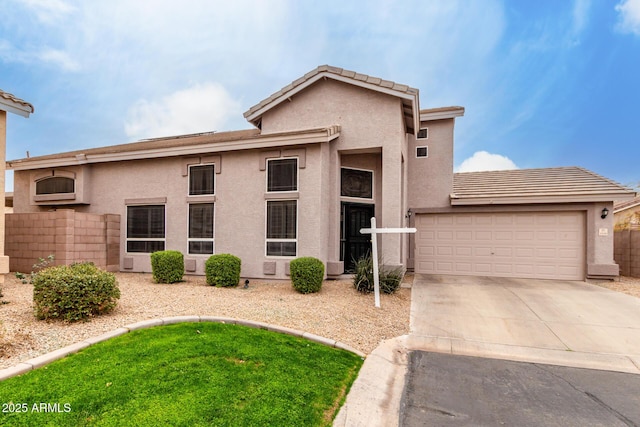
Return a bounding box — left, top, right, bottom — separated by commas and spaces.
341, 202, 375, 272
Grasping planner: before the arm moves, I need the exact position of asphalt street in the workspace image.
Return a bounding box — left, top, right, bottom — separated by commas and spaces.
400, 351, 640, 427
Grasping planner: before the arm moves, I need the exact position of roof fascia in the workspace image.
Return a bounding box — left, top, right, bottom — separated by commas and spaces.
420, 107, 465, 122
245, 72, 420, 133
8, 127, 340, 171
614, 200, 640, 213
0, 100, 32, 118
450, 192, 637, 205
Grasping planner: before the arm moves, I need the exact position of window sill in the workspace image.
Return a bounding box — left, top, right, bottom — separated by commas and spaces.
186, 195, 216, 203
264, 191, 299, 200
34, 193, 76, 202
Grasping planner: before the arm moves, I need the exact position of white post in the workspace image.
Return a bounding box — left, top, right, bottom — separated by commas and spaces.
370, 217, 381, 308
360, 217, 416, 308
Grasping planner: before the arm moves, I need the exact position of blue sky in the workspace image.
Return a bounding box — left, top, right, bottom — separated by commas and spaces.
1, 0, 639, 191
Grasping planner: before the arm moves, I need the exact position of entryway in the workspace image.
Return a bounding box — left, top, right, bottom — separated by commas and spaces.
341, 202, 374, 272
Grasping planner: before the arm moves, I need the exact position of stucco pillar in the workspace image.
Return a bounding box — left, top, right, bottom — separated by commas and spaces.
586, 202, 619, 278
0, 111, 8, 284
380, 145, 403, 267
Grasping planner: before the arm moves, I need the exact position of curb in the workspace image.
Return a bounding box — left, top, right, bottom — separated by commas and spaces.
0, 316, 366, 382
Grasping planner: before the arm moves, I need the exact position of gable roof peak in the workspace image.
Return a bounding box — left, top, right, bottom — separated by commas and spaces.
243, 65, 420, 133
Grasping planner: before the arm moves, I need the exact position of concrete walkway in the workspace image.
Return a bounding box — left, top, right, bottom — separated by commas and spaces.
335, 274, 640, 427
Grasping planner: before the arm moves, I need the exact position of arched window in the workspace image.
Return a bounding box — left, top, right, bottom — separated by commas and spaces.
35, 177, 75, 195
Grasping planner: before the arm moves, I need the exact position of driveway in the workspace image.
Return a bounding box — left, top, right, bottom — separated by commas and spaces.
408, 274, 640, 372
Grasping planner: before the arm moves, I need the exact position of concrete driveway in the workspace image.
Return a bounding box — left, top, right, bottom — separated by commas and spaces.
408, 274, 640, 373
335, 274, 640, 427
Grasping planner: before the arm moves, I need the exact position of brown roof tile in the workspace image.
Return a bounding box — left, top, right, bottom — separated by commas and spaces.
452, 167, 635, 204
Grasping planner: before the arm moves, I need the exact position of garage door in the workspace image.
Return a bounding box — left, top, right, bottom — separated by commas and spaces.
415, 212, 585, 280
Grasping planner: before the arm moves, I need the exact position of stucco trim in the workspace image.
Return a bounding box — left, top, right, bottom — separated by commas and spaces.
124, 197, 167, 205
264, 192, 300, 200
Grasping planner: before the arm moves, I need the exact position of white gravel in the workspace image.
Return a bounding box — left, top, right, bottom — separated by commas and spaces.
0, 272, 411, 369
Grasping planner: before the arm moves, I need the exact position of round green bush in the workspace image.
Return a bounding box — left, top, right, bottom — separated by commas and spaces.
150, 250, 184, 284
205, 254, 241, 287
290, 257, 324, 294
33, 263, 120, 322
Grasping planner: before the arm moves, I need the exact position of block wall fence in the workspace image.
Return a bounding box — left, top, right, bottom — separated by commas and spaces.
5, 210, 120, 273
614, 230, 640, 278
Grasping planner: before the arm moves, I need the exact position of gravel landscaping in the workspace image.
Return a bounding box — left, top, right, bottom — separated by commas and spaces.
0, 272, 411, 370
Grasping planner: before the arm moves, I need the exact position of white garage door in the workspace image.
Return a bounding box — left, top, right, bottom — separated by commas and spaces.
415, 212, 585, 280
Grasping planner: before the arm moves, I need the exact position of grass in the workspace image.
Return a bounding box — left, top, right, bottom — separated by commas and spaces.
0, 323, 363, 426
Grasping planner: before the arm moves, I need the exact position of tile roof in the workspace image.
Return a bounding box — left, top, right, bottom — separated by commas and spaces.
614, 195, 640, 213
452, 166, 635, 205
243, 65, 420, 132
7, 125, 341, 170
0, 90, 34, 116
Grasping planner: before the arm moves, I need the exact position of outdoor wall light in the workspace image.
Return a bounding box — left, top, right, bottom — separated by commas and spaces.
405, 208, 413, 219
601, 207, 609, 219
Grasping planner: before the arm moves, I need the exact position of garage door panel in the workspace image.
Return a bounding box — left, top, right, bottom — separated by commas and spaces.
415, 212, 585, 280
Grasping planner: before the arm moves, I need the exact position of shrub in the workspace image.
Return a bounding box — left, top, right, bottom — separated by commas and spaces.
353, 253, 404, 295
205, 254, 241, 287
33, 262, 120, 322
290, 257, 324, 294
150, 250, 184, 284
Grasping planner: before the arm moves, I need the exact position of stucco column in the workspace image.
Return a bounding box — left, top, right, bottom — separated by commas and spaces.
0, 111, 8, 284
587, 202, 619, 278
380, 145, 403, 267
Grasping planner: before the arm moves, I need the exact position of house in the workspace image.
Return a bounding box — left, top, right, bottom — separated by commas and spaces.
614, 195, 640, 230
1, 90, 34, 285
6, 65, 635, 281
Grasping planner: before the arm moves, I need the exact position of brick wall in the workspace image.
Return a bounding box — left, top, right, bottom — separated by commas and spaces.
5, 210, 120, 273
614, 230, 640, 278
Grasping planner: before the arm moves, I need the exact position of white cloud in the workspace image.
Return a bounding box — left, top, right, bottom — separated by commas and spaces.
38, 48, 79, 71
455, 151, 518, 173
124, 83, 243, 140
616, 0, 640, 35
20, 0, 75, 24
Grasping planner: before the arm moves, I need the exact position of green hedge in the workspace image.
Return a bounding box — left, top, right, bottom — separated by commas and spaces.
33, 262, 121, 322
150, 250, 184, 284
290, 257, 324, 294
205, 254, 241, 287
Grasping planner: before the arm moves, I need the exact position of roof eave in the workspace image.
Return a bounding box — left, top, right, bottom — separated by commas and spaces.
450, 192, 637, 206
0, 100, 33, 118
8, 126, 341, 171
420, 107, 465, 122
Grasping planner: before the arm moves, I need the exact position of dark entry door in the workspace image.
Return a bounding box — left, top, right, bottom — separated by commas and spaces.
341, 202, 375, 272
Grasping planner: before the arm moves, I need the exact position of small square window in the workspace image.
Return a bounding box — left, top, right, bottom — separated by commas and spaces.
417, 128, 428, 139
267, 158, 298, 192
189, 164, 215, 196
341, 168, 373, 199
416, 146, 428, 158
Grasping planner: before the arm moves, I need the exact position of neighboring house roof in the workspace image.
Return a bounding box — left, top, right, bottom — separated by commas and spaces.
0, 89, 34, 117
614, 195, 640, 213
7, 126, 341, 171
243, 65, 421, 134
451, 166, 636, 205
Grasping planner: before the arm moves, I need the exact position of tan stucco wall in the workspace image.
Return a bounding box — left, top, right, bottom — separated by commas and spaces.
407, 118, 456, 209
0, 111, 7, 283
261, 79, 408, 266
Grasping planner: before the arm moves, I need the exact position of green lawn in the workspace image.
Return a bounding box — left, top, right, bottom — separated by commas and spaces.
0, 323, 363, 426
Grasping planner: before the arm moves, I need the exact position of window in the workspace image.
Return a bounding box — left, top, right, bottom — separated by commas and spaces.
341, 168, 373, 199
36, 177, 74, 195
126, 205, 165, 253
189, 164, 215, 195
267, 158, 297, 192
189, 203, 214, 254
416, 146, 428, 158
417, 128, 428, 139
266, 200, 297, 256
